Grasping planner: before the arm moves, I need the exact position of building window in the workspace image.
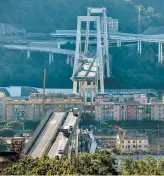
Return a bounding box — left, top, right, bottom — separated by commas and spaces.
128, 145, 130, 148
139, 145, 141, 148
122, 141, 124, 143
122, 145, 124, 148
139, 141, 141, 143
144, 145, 147, 148
133, 141, 135, 143
87, 82, 91, 85
128, 141, 130, 143
133, 145, 135, 148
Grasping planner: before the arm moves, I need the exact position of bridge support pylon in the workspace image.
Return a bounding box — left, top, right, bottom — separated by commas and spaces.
57, 42, 61, 49
117, 40, 121, 47
138, 41, 142, 55
158, 42, 163, 63
106, 58, 110, 78
27, 50, 30, 59
66, 55, 70, 64
70, 57, 74, 68
49, 53, 54, 65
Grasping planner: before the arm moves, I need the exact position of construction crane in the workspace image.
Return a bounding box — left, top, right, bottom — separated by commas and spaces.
114, 125, 127, 152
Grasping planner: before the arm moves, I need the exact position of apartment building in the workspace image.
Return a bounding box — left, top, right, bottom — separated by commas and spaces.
95, 94, 159, 121
149, 138, 164, 153
122, 135, 149, 152
126, 101, 139, 120
133, 94, 148, 104
5, 93, 83, 121
150, 99, 164, 121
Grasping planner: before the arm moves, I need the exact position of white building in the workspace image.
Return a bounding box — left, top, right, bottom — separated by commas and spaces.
122, 135, 149, 152
133, 94, 148, 104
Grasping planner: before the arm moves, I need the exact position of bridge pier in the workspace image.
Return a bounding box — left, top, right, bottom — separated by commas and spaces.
49, 53, 54, 65
66, 55, 70, 64
27, 50, 30, 59
70, 57, 74, 68
117, 40, 121, 47
73, 81, 77, 94
106, 58, 110, 78
57, 42, 61, 49
138, 41, 142, 54
158, 42, 163, 63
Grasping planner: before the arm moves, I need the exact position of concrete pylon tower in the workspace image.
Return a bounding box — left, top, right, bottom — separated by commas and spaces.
86, 7, 110, 78
71, 13, 105, 101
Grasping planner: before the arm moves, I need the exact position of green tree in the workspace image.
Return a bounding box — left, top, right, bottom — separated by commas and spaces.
1, 150, 118, 175
121, 156, 164, 175
0, 128, 14, 137
7, 121, 23, 130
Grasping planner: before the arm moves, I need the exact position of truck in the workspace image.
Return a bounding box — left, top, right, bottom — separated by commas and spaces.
72, 108, 79, 117
60, 125, 73, 137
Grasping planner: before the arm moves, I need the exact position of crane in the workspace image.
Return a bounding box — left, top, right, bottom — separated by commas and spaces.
114, 125, 127, 152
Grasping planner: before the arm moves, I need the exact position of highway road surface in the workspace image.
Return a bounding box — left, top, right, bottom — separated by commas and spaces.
30, 112, 65, 158
48, 112, 78, 158
48, 132, 68, 158
89, 132, 97, 153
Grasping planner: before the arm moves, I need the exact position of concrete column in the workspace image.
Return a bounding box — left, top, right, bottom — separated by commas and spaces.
79, 82, 81, 93
51, 53, 54, 63
161, 43, 163, 63
73, 81, 77, 94
57, 42, 61, 49
119, 40, 121, 47
117, 40, 121, 47
66, 55, 69, 64
158, 42, 162, 63
75, 127, 79, 156
49, 53, 52, 65
106, 59, 110, 78
84, 91, 87, 104
138, 41, 142, 54
91, 82, 94, 104
138, 41, 140, 53
27, 50, 30, 59
139, 41, 142, 54
70, 57, 74, 68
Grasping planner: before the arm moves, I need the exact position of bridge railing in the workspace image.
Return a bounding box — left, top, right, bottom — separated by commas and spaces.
23, 110, 53, 155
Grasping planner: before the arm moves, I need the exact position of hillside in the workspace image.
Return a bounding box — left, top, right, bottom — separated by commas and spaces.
0, 0, 164, 89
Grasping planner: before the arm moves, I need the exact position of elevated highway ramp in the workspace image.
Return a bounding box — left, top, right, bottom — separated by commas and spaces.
24, 110, 53, 155
24, 112, 67, 158
48, 112, 78, 159
29, 112, 67, 158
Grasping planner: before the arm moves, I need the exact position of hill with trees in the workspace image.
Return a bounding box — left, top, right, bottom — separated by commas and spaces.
0, 0, 164, 89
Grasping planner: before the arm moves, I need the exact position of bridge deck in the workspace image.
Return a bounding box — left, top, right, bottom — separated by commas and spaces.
30, 112, 65, 158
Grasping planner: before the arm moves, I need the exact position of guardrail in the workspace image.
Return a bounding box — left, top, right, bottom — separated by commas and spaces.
45, 112, 69, 155
23, 110, 53, 155
62, 112, 81, 157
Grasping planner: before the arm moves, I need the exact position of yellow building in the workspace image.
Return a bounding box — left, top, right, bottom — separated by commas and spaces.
122, 135, 149, 152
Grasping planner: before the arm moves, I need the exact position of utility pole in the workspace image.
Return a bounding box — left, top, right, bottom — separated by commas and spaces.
158, 124, 160, 155
42, 69, 46, 120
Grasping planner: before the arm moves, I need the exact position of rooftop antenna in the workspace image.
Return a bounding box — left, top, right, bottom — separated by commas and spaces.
42, 69, 46, 119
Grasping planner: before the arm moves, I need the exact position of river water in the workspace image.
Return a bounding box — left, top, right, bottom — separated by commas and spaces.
0, 86, 72, 97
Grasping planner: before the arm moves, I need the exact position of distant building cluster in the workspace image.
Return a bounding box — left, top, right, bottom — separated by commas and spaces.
95, 94, 164, 121
96, 133, 164, 154
0, 91, 164, 122
3, 93, 83, 121
0, 23, 26, 36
